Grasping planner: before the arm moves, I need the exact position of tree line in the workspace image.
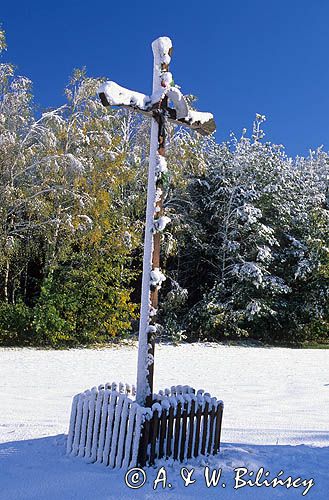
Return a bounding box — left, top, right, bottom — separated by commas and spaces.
0, 30, 328, 346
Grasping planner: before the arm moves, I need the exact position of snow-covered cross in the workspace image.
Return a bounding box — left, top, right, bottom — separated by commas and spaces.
98, 36, 216, 407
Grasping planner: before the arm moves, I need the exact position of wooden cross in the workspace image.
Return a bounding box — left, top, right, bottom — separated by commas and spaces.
98, 36, 216, 407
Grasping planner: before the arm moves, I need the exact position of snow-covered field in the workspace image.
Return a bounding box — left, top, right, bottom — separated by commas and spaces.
0, 344, 328, 499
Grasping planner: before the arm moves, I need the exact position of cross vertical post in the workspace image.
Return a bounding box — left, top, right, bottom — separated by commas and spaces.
98, 36, 216, 407
136, 37, 172, 406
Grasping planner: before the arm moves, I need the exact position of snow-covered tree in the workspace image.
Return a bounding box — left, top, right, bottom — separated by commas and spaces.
0, 27, 327, 346
161, 115, 329, 344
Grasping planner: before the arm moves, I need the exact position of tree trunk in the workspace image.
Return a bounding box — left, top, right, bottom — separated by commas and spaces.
4, 258, 10, 303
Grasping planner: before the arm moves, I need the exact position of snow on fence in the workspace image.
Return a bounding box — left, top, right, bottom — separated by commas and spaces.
66, 383, 224, 469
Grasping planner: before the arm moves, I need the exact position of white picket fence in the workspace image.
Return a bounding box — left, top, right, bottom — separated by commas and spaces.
66, 383, 223, 469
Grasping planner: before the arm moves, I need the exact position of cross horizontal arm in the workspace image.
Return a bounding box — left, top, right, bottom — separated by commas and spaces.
98, 81, 216, 136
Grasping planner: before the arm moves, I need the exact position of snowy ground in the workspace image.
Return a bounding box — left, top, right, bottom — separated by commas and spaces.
0, 343, 328, 499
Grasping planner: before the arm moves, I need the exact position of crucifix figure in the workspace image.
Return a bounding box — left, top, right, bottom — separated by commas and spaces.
98, 36, 216, 408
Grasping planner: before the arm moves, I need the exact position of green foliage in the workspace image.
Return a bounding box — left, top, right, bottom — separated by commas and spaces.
159, 282, 188, 343
33, 257, 137, 347
0, 302, 33, 345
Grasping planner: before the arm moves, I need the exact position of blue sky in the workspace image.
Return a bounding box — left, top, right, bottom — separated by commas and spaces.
2, 0, 329, 156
